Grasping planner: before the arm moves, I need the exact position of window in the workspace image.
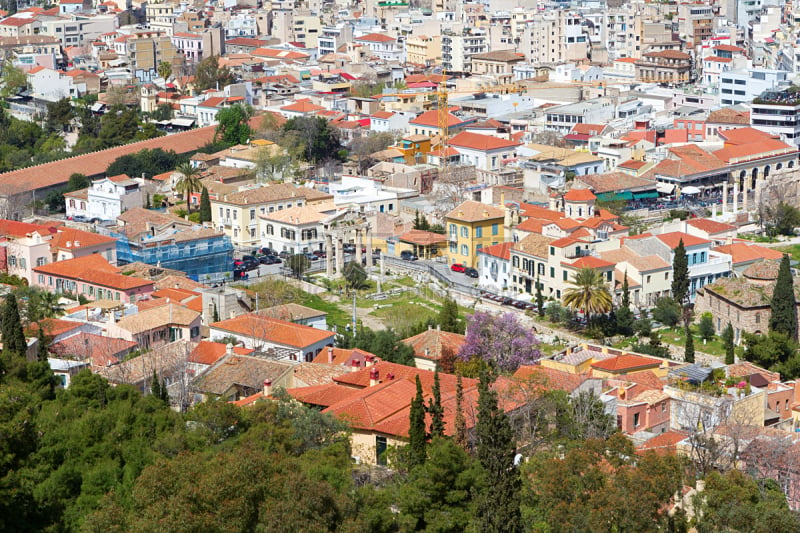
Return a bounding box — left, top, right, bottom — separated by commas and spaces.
266, 224, 274, 235
492, 223, 498, 235
190, 326, 200, 338
461, 244, 468, 256
633, 412, 640, 427
461, 226, 469, 238
550, 267, 555, 278
475, 226, 482, 238
550, 246, 555, 256
250, 209, 256, 220
36, 257, 46, 267
700, 251, 706, 263
647, 275, 651, 283
563, 270, 568, 281
38, 274, 44, 284
755, 312, 760, 324
8, 256, 16, 267
512, 256, 519, 267
233, 210, 238, 220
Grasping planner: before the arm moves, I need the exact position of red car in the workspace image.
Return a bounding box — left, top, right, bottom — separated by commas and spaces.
450, 263, 466, 273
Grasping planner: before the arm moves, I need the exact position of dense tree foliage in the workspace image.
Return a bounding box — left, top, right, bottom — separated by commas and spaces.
75, 105, 162, 153
281, 116, 344, 164
743, 330, 800, 379
763, 201, 800, 237
194, 55, 235, 92
770, 254, 798, 341
562, 267, 612, 315
215, 104, 253, 147
652, 296, 682, 328
106, 148, 187, 179
723, 323, 735, 365
338, 327, 416, 366
672, 239, 690, 306
685, 325, 695, 363
199, 186, 212, 222
437, 294, 463, 334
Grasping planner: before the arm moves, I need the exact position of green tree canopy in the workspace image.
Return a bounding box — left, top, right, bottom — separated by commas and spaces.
562, 267, 613, 315
214, 104, 253, 147
769, 254, 797, 341
106, 148, 187, 179
652, 296, 682, 328
723, 323, 735, 365
281, 116, 344, 164
671, 239, 689, 306
198, 186, 212, 222
342, 260, 367, 293
194, 55, 235, 92
174, 162, 203, 212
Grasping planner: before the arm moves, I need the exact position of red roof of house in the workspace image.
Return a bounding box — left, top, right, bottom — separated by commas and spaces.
355, 33, 396, 42
571, 123, 605, 136
409, 109, 466, 128
705, 56, 732, 63
618, 159, 647, 170
448, 131, 521, 151
712, 242, 784, 264
714, 44, 744, 53
371, 111, 395, 119
26, 318, 83, 338
48, 332, 137, 368
655, 231, 711, 248
33, 254, 153, 291
478, 241, 513, 260
590, 354, 663, 372
637, 431, 687, 456
563, 188, 596, 202
280, 98, 325, 113
686, 218, 736, 234
564, 256, 616, 269
0, 219, 59, 238
50, 227, 116, 251
210, 313, 334, 349
311, 347, 378, 366
513, 365, 591, 393
189, 340, 253, 365
0, 17, 36, 27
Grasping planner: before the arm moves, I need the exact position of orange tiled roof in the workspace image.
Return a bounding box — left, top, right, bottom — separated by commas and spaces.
189, 340, 253, 365
26, 318, 83, 338
563, 188, 596, 202
311, 347, 377, 366
686, 218, 736, 234
402, 328, 466, 360
564, 256, 615, 269
49, 332, 137, 368
478, 241, 513, 260
513, 365, 590, 393
280, 98, 325, 113
590, 354, 663, 372
356, 33, 396, 42
409, 109, 466, 128
712, 242, 783, 264
446, 200, 504, 222
50, 227, 116, 251
397, 229, 448, 246
33, 254, 153, 291
0, 219, 59, 238
655, 231, 711, 248
0, 126, 216, 196
210, 313, 334, 349
449, 131, 521, 151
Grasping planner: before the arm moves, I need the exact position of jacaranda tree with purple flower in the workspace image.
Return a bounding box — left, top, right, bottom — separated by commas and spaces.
457, 311, 541, 372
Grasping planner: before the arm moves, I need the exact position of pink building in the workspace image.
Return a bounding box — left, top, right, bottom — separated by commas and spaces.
607, 372, 671, 435
32, 254, 153, 303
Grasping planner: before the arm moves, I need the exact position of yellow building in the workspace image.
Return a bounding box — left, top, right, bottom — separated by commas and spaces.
445, 200, 505, 268
210, 183, 332, 248
405, 34, 441, 67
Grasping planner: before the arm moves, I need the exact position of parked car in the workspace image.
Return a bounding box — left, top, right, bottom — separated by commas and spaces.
233, 268, 248, 281
400, 250, 418, 261
450, 263, 466, 273
260, 255, 279, 265
279, 251, 291, 259
70, 215, 89, 223
343, 244, 356, 253
501, 297, 514, 305
464, 267, 478, 278
313, 250, 327, 258
237, 256, 260, 271
255, 247, 275, 256
304, 253, 319, 262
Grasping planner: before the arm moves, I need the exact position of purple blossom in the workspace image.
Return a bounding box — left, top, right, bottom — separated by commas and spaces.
457, 311, 541, 372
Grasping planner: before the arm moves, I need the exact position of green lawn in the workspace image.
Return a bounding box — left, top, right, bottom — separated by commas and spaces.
776, 244, 800, 262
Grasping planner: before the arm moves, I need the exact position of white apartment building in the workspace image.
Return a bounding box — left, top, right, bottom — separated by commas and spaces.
517, 10, 588, 65
442, 30, 488, 73
354, 32, 404, 62
719, 68, 790, 106
85, 175, 144, 222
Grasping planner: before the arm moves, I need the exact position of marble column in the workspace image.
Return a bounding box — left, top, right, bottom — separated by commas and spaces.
722, 181, 728, 214
732, 183, 738, 214
325, 233, 333, 277
355, 229, 363, 265
366, 228, 374, 268
335, 237, 344, 275
743, 183, 749, 212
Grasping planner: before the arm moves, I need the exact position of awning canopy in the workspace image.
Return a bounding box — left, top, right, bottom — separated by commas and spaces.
633, 191, 658, 199
656, 183, 675, 194
170, 117, 196, 127
682, 186, 701, 195
597, 191, 634, 202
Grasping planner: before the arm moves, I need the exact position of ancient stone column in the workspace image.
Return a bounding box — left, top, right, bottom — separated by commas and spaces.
721, 181, 727, 214
335, 237, 344, 275
732, 183, 738, 214
366, 228, 374, 268
325, 233, 333, 277
355, 229, 363, 265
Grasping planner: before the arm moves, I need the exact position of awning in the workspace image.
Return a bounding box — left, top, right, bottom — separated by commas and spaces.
597, 191, 633, 201
633, 191, 658, 199
656, 183, 675, 194
171, 117, 196, 127
682, 186, 701, 195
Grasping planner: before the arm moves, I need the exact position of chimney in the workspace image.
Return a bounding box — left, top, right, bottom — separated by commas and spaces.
601, 346, 608, 354
386, 373, 395, 380
369, 367, 380, 386
618, 387, 626, 400
428, 324, 432, 331
226, 343, 234, 355
327, 346, 334, 364
424, 348, 430, 357
351, 359, 360, 372
436, 324, 441, 331
365, 354, 374, 367
263, 379, 272, 397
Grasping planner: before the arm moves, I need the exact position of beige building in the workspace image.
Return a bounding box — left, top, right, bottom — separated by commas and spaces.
635, 50, 693, 85
470, 49, 525, 75
128, 33, 183, 80
405, 35, 441, 67
210, 183, 332, 248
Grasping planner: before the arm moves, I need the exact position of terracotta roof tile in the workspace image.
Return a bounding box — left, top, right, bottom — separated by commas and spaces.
446, 200, 504, 222
50, 227, 116, 251
563, 188, 596, 202
398, 229, 448, 246
195, 354, 293, 396
686, 218, 736, 234
449, 131, 521, 151
513, 233, 554, 258
409, 109, 467, 128
655, 231, 711, 248
311, 347, 378, 366
210, 313, 334, 349
402, 329, 465, 360
591, 354, 663, 372
712, 242, 783, 264
356, 32, 396, 42
478, 241, 513, 260
33, 254, 153, 292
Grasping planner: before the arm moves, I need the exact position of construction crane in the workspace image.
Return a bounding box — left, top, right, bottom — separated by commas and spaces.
436, 70, 451, 183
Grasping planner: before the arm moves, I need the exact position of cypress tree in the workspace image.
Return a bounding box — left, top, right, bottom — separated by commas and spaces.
160, 377, 170, 404
723, 323, 735, 365
199, 187, 212, 223
151, 370, 162, 399
212, 302, 220, 323
536, 276, 544, 318
428, 369, 444, 438
36, 328, 49, 362
672, 239, 690, 306
475, 370, 522, 533
2, 293, 26, 355
408, 375, 427, 468
684, 325, 695, 364
769, 254, 798, 341
616, 270, 634, 335
413, 209, 421, 230
454, 374, 467, 449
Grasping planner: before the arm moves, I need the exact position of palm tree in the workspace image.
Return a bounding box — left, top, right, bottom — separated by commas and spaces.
175, 163, 203, 212
562, 267, 613, 316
